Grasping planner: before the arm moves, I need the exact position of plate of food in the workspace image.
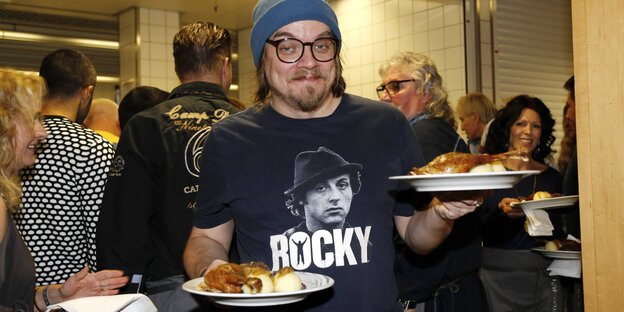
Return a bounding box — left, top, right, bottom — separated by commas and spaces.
389, 170, 539, 192
532, 247, 581, 260
511, 194, 579, 210
182, 262, 334, 307
389, 151, 539, 191
532, 239, 582, 259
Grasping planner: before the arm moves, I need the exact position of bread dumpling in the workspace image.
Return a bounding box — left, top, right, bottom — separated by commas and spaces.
272, 267, 302, 292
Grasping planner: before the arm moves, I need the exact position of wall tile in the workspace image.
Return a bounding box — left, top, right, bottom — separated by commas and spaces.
150, 25, 166, 43
140, 44, 150, 60
399, 34, 415, 52
414, 31, 430, 52
413, 11, 429, 31
428, 28, 445, 50
150, 60, 167, 78
444, 3, 462, 26
385, 18, 400, 40
398, 0, 413, 17
385, 0, 399, 20
139, 8, 149, 24
151, 78, 167, 90
372, 23, 386, 44
445, 67, 465, 91
140, 24, 150, 43
371, 3, 385, 24
385, 38, 400, 57
165, 11, 179, 27
399, 14, 414, 37
414, 0, 428, 12
444, 24, 462, 47
150, 43, 167, 61
428, 7, 444, 29
149, 9, 166, 26
445, 46, 464, 69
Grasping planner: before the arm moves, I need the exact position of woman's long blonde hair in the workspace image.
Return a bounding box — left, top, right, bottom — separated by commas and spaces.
0, 69, 46, 211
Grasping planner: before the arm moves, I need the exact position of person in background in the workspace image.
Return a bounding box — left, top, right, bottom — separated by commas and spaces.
456, 92, 497, 154
97, 21, 240, 312
82, 98, 121, 145
0, 68, 127, 312
183, 1, 483, 311
378, 52, 486, 312
559, 75, 583, 312
480, 94, 565, 312
15, 49, 115, 286
117, 86, 169, 130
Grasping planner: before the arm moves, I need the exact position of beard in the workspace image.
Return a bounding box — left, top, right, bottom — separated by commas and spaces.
271, 68, 332, 113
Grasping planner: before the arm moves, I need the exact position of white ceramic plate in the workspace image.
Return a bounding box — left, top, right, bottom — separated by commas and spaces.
389, 170, 540, 192
511, 195, 579, 210
182, 272, 334, 307
532, 247, 581, 260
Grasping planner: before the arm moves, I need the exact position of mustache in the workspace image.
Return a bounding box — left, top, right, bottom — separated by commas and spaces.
289, 69, 326, 81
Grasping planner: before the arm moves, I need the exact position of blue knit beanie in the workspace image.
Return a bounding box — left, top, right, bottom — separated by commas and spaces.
250, 0, 341, 67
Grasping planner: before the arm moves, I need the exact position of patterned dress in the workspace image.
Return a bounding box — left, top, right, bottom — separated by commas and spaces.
15, 115, 114, 285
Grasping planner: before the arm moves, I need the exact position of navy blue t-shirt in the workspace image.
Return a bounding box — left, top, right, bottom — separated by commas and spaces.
194, 94, 426, 312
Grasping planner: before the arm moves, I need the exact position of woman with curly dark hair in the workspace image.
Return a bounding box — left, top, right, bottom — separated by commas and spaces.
479, 94, 565, 312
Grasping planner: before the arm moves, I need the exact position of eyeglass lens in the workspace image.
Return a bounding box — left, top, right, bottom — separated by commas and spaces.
376, 79, 415, 99
269, 38, 337, 63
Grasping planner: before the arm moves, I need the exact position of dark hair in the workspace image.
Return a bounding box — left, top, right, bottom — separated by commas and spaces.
254, 47, 346, 105
285, 170, 360, 218
484, 94, 556, 163
564, 76, 575, 101
39, 49, 96, 100
118, 86, 170, 129
173, 21, 232, 81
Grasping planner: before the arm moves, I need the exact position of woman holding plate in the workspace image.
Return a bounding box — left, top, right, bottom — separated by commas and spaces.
479, 94, 566, 312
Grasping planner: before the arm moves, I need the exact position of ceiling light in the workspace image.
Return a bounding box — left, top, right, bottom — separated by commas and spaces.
1, 30, 118, 50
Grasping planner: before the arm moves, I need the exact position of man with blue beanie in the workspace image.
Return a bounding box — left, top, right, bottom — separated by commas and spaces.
184, 0, 484, 311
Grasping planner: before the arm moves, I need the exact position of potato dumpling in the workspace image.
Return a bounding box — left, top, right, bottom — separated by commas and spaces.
469, 163, 493, 173
533, 191, 552, 200
491, 161, 507, 172
272, 267, 302, 292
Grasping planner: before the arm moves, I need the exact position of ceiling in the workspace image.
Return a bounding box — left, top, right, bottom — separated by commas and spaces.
0, 0, 257, 30
0, 0, 257, 80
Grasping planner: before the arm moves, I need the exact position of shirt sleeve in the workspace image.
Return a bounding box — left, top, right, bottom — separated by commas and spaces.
193, 124, 234, 229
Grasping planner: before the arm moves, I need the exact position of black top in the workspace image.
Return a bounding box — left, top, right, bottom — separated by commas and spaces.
562, 146, 580, 238
97, 82, 240, 282
394, 116, 478, 301
1, 210, 36, 312
480, 166, 565, 249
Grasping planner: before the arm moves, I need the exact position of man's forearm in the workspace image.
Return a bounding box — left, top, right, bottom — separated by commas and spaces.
404, 200, 453, 254
183, 235, 229, 278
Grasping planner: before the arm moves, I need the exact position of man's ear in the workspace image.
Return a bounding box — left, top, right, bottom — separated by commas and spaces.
221, 56, 232, 90
81, 85, 95, 101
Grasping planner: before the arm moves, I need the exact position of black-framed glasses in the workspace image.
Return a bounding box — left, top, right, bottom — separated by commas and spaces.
376, 79, 416, 99
265, 37, 338, 63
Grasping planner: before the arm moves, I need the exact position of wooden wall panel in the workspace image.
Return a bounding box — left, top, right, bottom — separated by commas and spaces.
572, 0, 624, 310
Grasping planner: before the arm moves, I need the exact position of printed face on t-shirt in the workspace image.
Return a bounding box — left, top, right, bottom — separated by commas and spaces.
302, 173, 353, 231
